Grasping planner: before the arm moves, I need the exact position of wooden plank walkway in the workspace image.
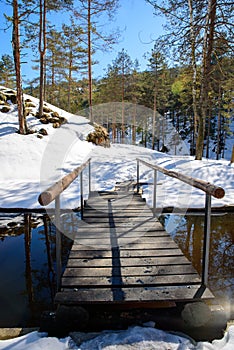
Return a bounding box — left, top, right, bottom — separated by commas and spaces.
55, 181, 214, 306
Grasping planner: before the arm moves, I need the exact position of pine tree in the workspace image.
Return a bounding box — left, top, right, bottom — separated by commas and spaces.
74, 0, 120, 123
61, 20, 87, 112
0, 54, 15, 88
12, 0, 27, 134
146, 0, 234, 160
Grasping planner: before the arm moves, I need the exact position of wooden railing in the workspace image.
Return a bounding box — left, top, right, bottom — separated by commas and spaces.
136, 158, 225, 286
38, 158, 91, 290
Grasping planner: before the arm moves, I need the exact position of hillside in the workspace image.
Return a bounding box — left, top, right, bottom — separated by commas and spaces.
0, 87, 234, 349
0, 86, 233, 211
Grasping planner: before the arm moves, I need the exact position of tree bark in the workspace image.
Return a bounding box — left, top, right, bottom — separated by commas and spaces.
195, 0, 217, 160
188, 0, 199, 145
88, 0, 93, 122
12, 0, 27, 134
39, 0, 47, 118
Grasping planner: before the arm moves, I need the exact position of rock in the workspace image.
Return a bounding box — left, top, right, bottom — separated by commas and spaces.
48, 116, 60, 123
59, 116, 67, 125
1, 105, 11, 113
86, 124, 110, 147
40, 117, 49, 124
37, 134, 43, 139
25, 108, 32, 116
43, 106, 52, 113
4, 89, 15, 94
56, 305, 89, 331
0, 92, 7, 102
0, 327, 39, 340
51, 111, 60, 118
38, 128, 48, 136
53, 122, 60, 128
27, 129, 36, 134
25, 101, 36, 108
7, 222, 18, 228
181, 302, 212, 328
6, 93, 17, 104
70, 331, 100, 347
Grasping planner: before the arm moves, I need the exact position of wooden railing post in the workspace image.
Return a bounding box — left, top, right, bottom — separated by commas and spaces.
55, 195, 62, 291
80, 171, 84, 219
137, 159, 140, 193
136, 157, 225, 288
89, 159, 91, 193
38, 158, 92, 292
153, 169, 157, 216
202, 193, 212, 285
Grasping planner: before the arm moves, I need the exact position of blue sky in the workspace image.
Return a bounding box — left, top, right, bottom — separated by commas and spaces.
0, 0, 164, 82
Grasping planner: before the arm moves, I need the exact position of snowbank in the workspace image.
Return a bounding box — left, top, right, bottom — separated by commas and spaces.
0, 325, 234, 350
0, 97, 233, 210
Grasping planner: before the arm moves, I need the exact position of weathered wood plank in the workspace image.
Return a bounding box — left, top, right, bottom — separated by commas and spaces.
73, 236, 177, 246
71, 241, 179, 250
82, 212, 154, 218
71, 243, 179, 251
63, 264, 197, 278
69, 248, 184, 259
55, 183, 214, 306
67, 256, 191, 268
61, 274, 201, 287
55, 285, 214, 304
74, 230, 168, 240
75, 224, 165, 232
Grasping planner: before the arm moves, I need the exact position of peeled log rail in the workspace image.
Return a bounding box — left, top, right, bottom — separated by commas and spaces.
38, 158, 91, 206
137, 158, 225, 199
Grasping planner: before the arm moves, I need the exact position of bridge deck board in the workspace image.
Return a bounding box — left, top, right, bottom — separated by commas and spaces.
55, 188, 214, 305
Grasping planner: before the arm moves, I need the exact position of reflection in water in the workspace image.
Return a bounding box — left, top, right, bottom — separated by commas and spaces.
161, 213, 234, 316
24, 214, 34, 310
0, 212, 233, 326
0, 213, 73, 327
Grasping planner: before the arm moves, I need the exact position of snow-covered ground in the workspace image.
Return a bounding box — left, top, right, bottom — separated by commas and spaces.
0, 90, 233, 211
0, 88, 234, 349
0, 325, 234, 349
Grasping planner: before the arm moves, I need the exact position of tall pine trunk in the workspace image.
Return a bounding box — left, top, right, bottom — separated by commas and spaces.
88, 0, 93, 122
68, 48, 72, 112
195, 0, 217, 160
188, 0, 199, 149
39, 0, 47, 118
12, 0, 27, 134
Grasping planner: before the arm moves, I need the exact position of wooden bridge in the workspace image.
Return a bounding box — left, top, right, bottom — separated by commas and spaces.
38, 158, 225, 308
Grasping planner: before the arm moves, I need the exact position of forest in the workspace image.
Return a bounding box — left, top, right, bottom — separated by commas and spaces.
0, 0, 233, 160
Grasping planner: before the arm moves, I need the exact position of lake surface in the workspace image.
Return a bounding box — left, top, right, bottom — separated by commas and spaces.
0, 212, 233, 327
0, 214, 73, 327
161, 212, 234, 317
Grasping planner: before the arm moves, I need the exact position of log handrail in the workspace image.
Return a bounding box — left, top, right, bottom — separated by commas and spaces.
136, 157, 225, 287
38, 158, 91, 291
38, 158, 91, 206
136, 158, 225, 199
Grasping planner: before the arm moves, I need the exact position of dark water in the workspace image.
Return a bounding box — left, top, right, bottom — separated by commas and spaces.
161, 212, 234, 316
0, 214, 73, 327
0, 212, 233, 327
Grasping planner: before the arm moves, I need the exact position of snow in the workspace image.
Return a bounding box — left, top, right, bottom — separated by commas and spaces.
0, 92, 233, 211
0, 325, 234, 349
0, 88, 234, 348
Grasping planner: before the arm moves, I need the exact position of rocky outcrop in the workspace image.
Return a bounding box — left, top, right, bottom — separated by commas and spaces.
86, 124, 110, 147
35, 105, 67, 128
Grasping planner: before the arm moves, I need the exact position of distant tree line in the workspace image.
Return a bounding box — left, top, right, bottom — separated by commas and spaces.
0, 0, 233, 160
